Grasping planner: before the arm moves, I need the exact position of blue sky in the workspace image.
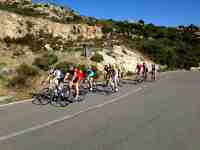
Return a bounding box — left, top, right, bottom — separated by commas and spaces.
33, 0, 199, 27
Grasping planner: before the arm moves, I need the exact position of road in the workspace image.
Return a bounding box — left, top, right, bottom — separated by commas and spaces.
0, 71, 200, 150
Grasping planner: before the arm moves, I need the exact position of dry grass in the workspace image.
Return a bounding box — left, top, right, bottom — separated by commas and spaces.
0, 49, 100, 101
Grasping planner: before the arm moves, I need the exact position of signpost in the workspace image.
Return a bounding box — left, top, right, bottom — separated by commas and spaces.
83, 44, 92, 67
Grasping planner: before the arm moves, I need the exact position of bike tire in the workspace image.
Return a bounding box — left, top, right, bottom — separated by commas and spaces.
57, 95, 69, 107
32, 94, 49, 105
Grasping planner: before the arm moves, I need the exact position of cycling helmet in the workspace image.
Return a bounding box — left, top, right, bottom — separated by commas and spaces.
69, 65, 74, 71
48, 68, 55, 75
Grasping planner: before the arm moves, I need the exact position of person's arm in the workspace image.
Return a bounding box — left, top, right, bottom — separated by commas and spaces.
64, 73, 69, 82
135, 66, 138, 73
71, 71, 77, 82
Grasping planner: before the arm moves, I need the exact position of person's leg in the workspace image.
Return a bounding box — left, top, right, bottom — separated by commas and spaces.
91, 77, 94, 91
88, 75, 93, 91
105, 74, 109, 87
54, 79, 59, 87
154, 71, 156, 80
86, 76, 90, 89
145, 72, 148, 81
68, 81, 74, 98
117, 72, 120, 85
88, 78, 92, 91
75, 81, 80, 100
109, 77, 114, 91
114, 74, 119, 91
53, 79, 60, 96
58, 79, 64, 91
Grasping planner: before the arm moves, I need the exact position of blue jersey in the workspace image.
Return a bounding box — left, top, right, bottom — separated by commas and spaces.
87, 69, 96, 78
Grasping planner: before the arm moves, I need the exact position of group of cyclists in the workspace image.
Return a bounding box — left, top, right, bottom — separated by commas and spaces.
135, 62, 156, 81
42, 62, 156, 102
44, 65, 97, 102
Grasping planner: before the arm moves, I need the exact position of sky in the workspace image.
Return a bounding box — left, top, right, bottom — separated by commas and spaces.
32, 0, 199, 27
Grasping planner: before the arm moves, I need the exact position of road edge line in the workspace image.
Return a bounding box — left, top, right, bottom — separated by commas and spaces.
0, 87, 142, 142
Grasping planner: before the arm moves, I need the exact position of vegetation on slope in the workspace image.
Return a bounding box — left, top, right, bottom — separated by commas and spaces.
99, 19, 200, 69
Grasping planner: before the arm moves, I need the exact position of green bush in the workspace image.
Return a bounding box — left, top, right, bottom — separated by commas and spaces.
8, 63, 38, 87
0, 63, 7, 70
77, 64, 87, 73
8, 75, 27, 87
55, 62, 74, 74
126, 71, 135, 76
0, 3, 46, 18
16, 63, 38, 76
33, 53, 58, 71
91, 53, 104, 63
0, 74, 7, 82
102, 26, 113, 34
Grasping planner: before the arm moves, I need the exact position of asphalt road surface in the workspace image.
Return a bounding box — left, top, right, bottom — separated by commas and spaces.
0, 71, 200, 150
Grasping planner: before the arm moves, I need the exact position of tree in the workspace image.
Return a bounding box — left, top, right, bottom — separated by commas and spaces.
138, 19, 145, 25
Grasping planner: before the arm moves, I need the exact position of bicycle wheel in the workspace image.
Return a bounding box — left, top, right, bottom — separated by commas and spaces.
57, 94, 69, 107
32, 94, 49, 105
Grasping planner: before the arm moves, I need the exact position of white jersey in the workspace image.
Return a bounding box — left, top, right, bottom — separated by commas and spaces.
54, 70, 64, 79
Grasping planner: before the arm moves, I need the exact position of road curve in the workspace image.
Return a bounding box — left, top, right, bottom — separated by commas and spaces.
0, 71, 200, 150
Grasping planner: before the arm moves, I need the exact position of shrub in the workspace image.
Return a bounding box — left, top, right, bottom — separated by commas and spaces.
8, 63, 38, 87
26, 20, 34, 32
0, 3, 46, 18
55, 62, 74, 74
102, 26, 113, 34
8, 75, 27, 87
91, 53, 104, 63
33, 53, 58, 71
126, 71, 135, 76
0, 63, 7, 70
16, 63, 38, 77
77, 64, 87, 73
91, 65, 101, 79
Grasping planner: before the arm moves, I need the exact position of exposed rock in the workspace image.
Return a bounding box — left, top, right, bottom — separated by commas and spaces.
97, 45, 159, 72
0, 0, 31, 4
0, 10, 103, 41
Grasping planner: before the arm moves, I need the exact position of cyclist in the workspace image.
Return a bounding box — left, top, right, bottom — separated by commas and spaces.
136, 63, 142, 75
114, 64, 121, 86
113, 64, 119, 91
53, 69, 65, 90
41, 68, 65, 98
106, 64, 119, 92
64, 65, 84, 101
104, 64, 111, 86
42, 69, 56, 90
142, 62, 148, 81
135, 63, 142, 81
86, 66, 96, 91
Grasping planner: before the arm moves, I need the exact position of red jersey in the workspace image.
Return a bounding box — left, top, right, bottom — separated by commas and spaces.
74, 69, 84, 80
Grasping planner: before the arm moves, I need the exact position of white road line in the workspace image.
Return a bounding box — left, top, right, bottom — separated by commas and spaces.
0, 99, 32, 108
0, 87, 142, 142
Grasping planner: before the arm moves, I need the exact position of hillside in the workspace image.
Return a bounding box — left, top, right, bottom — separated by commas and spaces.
0, 0, 199, 100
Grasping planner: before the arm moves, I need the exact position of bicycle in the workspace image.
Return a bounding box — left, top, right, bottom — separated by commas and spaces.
32, 83, 70, 107
63, 80, 85, 103
32, 87, 51, 105
134, 73, 144, 84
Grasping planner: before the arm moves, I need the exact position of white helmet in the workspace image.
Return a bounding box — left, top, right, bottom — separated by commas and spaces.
48, 68, 55, 75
